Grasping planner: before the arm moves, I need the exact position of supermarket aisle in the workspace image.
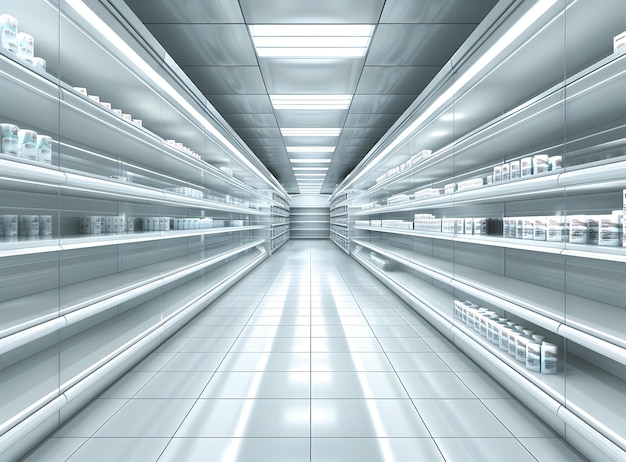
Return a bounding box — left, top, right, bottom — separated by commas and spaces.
23, 241, 586, 462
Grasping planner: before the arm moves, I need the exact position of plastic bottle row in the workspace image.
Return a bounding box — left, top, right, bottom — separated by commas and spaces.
1, 123, 51, 164
454, 299, 558, 375
0, 12, 46, 70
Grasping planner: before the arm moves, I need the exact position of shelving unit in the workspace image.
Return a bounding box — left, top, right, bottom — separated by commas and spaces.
270, 191, 290, 254
331, 1, 626, 460
329, 191, 351, 254
0, 1, 286, 460
289, 195, 330, 239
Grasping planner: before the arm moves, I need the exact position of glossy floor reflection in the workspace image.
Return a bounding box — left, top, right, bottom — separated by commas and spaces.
23, 241, 588, 462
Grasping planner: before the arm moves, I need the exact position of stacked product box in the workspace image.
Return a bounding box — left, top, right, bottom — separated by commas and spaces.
454, 299, 557, 375
381, 220, 413, 230
413, 214, 441, 233
494, 155, 562, 183
355, 220, 370, 227
457, 178, 485, 191
413, 188, 442, 200
387, 193, 411, 205
504, 213, 622, 246
165, 187, 203, 199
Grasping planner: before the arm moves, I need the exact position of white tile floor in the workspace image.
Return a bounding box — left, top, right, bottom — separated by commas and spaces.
22, 241, 588, 462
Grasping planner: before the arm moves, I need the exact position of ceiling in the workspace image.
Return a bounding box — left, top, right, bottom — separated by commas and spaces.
123, 0, 499, 195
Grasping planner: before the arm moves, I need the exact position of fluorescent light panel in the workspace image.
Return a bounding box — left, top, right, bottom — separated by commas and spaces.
287, 146, 335, 153
289, 159, 332, 164
250, 25, 374, 58
270, 95, 352, 110
292, 167, 329, 171
281, 128, 341, 137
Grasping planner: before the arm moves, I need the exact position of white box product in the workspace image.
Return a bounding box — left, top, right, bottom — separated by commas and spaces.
39, 215, 52, 236
533, 216, 547, 241
37, 135, 52, 164
493, 165, 502, 182
586, 215, 599, 244
0, 215, 18, 236
547, 216, 565, 242
614, 31, 626, 53
568, 215, 588, 244
444, 183, 456, 194
510, 160, 521, 179
599, 212, 622, 247
20, 215, 39, 236
80, 216, 102, 234
501, 163, 510, 181
521, 157, 533, 177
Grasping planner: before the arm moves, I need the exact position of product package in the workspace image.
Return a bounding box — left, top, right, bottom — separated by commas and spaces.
521, 157, 533, 177
0, 214, 18, 236
510, 160, 521, 179
599, 212, 622, 247
547, 216, 566, 242
18, 129, 38, 160
1, 123, 19, 156
80, 216, 102, 234
586, 215, 599, 244
614, 31, 626, 53
0, 14, 18, 55
541, 342, 558, 374
26, 56, 46, 71
19, 215, 39, 236
493, 165, 502, 182
37, 135, 52, 164
533, 154, 549, 174
533, 216, 547, 241
501, 163, 510, 181
568, 215, 588, 244
39, 215, 52, 236
17, 32, 33, 59
548, 155, 562, 171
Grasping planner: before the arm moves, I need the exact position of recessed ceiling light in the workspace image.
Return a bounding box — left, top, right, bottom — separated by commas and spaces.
281, 128, 341, 137
289, 159, 332, 164
271, 95, 352, 110
250, 25, 375, 58
295, 174, 326, 177
286, 146, 335, 153
292, 167, 329, 171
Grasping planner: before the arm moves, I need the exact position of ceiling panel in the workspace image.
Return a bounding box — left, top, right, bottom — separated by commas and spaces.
344, 113, 400, 128
356, 66, 440, 95
233, 127, 282, 139
367, 24, 478, 66
380, 0, 498, 24
350, 94, 414, 114
259, 59, 364, 94
182, 66, 266, 94
274, 110, 347, 128
125, 0, 497, 196
124, 0, 244, 24
223, 113, 278, 128
240, 0, 385, 24
146, 25, 256, 66
206, 95, 273, 115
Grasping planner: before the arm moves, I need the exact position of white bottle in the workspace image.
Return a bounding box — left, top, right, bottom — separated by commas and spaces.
39, 215, 52, 236
18, 129, 38, 160
526, 341, 541, 372
17, 32, 34, 60
0, 14, 18, 55
1, 123, 19, 156
37, 135, 52, 164
541, 342, 558, 374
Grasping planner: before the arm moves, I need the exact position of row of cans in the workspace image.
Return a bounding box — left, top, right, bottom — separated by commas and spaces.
0, 215, 52, 237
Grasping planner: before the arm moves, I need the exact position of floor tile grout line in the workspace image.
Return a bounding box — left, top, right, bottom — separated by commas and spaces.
326, 241, 449, 461
153, 241, 295, 461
